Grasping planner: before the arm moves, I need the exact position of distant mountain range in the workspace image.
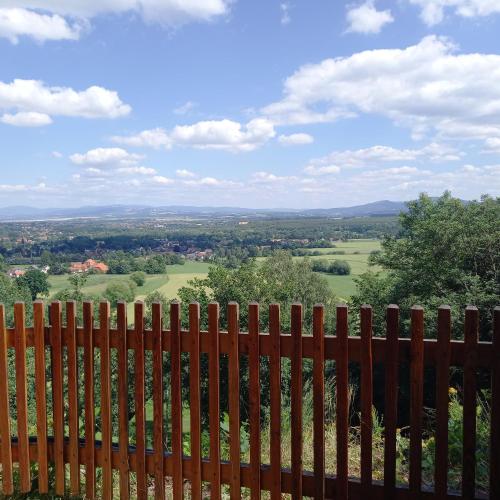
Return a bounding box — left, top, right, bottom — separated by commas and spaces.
0, 200, 409, 221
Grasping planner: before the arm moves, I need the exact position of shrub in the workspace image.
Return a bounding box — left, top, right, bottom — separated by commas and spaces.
130, 271, 147, 286
328, 260, 351, 275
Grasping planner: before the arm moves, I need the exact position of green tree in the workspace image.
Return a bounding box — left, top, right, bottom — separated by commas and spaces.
130, 271, 147, 287
104, 280, 136, 306
328, 259, 351, 275
17, 268, 50, 300
144, 255, 167, 274
352, 193, 500, 339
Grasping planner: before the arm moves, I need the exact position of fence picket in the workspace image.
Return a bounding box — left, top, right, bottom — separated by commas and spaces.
409, 306, 424, 498
360, 305, 373, 493
189, 302, 202, 500
228, 302, 241, 499
336, 304, 349, 500
435, 305, 451, 498
462, 306, 478, 498
67, 300, 80, 495
50, 301, 65, 495
83, 301, 96, 498
117, 301, 130, 498
134, 301, 147, 500
312, 304, 325, 500
0, 304, 13, 495
171, 301, 183, 499
152, 301, 165, 500
208, 302, 221, 498
249, 302, 261, 500
383, 305, 399, 499
100, 301, 113, 498
269, 303, 281, 500
291, 303, 303, 500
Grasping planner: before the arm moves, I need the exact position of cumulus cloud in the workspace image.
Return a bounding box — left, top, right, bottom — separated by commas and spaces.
0, 7, 84, 43
409, 0, 500, 26
70, 148, 143, 167
345, 1, 394, 34
0, 111, 52, 126
173, 101, 198, 115
280, 3, 291, 25
176, 169, 196, 178
261, 36, 500, 141
113, 118, 276, 152
0, 79, 131, 126
304, 143, 461, 174
2, 1, 231, 29
278, 133, 314, 145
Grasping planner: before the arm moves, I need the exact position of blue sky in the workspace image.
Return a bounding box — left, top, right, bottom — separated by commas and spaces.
1, 0, 500, 208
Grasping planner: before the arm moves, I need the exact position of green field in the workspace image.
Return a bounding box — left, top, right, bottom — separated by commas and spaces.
301, 239, 381, 300
48, 261, 211, 315
47, 239, 380, 308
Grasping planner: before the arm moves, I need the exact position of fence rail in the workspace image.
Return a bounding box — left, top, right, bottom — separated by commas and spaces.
0, 301, 499, 499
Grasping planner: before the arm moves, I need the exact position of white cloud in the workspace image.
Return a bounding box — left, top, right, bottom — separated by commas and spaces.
2, 1, 231, 28
51, 151, 63, 158
281, 3, 291, 25
176, 169, 196, 178
409, 0, 500, 26
114, 118, 276, 152
278, 133, 314, 145
153, 175, 174, 185
262, 36, 500, 141
117, 166, 157, 175
303, 164, 341, 176
0, 111, 52, 126
70, 148, 143, 167
173, 101, 197, 115
0, 79, 131, 125
484, 137, 500, 152
345, 1, 394, 34
0, 7, 84, 43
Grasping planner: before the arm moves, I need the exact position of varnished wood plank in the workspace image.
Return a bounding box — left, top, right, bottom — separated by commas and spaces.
0, 304, 13, 495
152, 301, 165, 500
384, 305, 399, 499
189, 303, 202, 500
491, 306, 500, 499
117, 301, 130, 499
462, 306, 478, 498
228, 302, 241, 499
435, 306, 451, 499
34, 300, 48, 494
100, 302, 113, 498
312, 304, 325, 500
208, 302, 221, 498
83, 301, 96, 498
291, 303, 303, 500
50, 301, 65, 495
360, 305, 373, 493
67, 301, 80, 495
171, 301, 183, 500
14, 302, 30, 492
336, 304, 349, 500
248, 302, 261, 500
134, 301, 147, 500
268, 304, 281, 500
409, 306, 424, 497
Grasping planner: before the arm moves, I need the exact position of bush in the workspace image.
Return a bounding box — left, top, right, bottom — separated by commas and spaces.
103, 280, 136, 305
328, 260, 351, 275
130, 271, 147, 286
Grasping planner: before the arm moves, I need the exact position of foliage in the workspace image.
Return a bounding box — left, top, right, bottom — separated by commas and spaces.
103, 280, 136, 306
17, 268, 50, 300
352, 193, 500, 339
130, 271, 146, 286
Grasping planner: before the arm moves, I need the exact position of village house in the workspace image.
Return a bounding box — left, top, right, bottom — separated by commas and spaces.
69, 258, 109, 274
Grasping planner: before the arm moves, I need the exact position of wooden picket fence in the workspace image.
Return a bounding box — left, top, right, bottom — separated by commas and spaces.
0, 301, 499, 499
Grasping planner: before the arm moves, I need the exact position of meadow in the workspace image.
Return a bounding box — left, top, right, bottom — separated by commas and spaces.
47, 239, 381, 307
